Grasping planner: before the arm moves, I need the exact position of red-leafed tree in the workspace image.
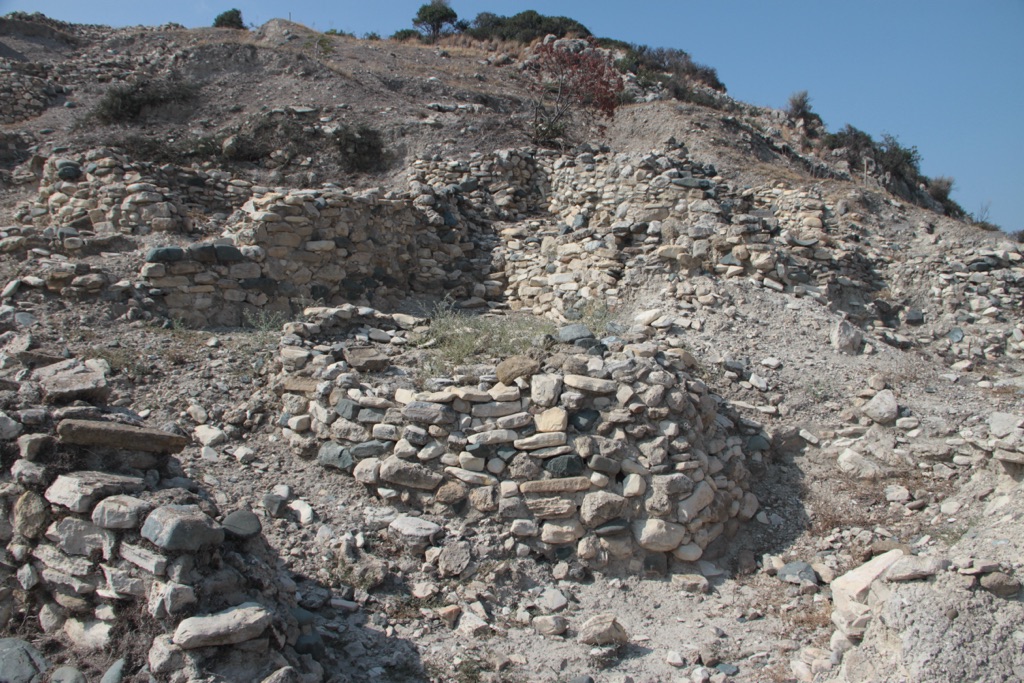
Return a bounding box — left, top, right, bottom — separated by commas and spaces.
524, 38, 624, 146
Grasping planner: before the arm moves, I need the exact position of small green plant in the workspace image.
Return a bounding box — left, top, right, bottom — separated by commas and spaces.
243, 308, 287, 336
213, 9, 245, 30
568, 298, 618, 338
324, 28, 353, 37
93, 79, 199, 125
86, 346, 148, 379
363, 32, 381, 40
306, 35, 335, 60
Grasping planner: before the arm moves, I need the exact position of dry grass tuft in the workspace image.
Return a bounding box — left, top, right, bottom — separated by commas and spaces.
420, 301, 554, 374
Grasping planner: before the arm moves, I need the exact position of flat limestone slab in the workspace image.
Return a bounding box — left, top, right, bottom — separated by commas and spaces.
57, 419, 187, 454
45, 471, 146, 513
831, 548, 905, 613
173, 603, 272, 649
520, 476, 592, 494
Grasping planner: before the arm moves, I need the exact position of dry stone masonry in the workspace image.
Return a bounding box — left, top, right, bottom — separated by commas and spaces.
272, 310, 765, 573
0, 363, 333, 683
10, 139, 1021, 374
0, 59, 65, 124
139, 187, 495, 327
18, 150, 248, 235
3, 13, 1024, 683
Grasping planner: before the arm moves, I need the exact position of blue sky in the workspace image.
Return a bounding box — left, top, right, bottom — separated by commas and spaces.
3, 0, 1022, 232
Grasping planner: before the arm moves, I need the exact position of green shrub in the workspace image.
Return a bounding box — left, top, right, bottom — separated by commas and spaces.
306, 35, 335, 59
825, 125, 961, 216
666, 80, 736, 112
390, 28, 421, 41
926, 176, 966, 217
823, 124, 875, 163
466, 10, 591, 43
324, 28, 353, 37
363, 32, 381, 40
876, 133, 921, 179
615, 44, 725, 93
213, 9, 245, 30
93, 79, 199, 124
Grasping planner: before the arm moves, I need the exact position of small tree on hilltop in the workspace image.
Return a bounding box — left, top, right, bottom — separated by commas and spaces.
525, 38, 623, 146
213, 9, 246, 30
414, 1, 458, 42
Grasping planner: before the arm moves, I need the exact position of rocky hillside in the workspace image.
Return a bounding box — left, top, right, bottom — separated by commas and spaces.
1, 12, 1022, 683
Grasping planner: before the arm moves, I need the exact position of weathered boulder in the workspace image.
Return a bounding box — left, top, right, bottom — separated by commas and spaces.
388, 515, 442, 552
34, 361, 109, 403
831, 320, 863, 354
838, 448, 883, 480
633, 519, 686, 551
379, 457, 443, 490
579, 491, 626, 527
0, 638, 49, 683
495, 355, 541, 385
45, 472, 146, 513
343, 346, 388, 372
862, 390, 899, 425
141, 505, 224, 551
577, 614, 629, 645
13, 491, 49, 539
91, 495, 151, 529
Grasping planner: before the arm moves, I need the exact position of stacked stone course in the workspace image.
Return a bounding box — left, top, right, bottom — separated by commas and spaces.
272, 308, 766, 573
0, 59, 64, 124
0, 415, 321, 682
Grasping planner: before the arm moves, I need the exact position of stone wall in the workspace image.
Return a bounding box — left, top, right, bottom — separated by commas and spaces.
140, 188, 495, 327
409, 148, 550, 221
271, 309, 765, 573
0, 414, 318, 682
19, 151, 249, 235
19, 142, 1017, 347
0, 59, 64, 124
